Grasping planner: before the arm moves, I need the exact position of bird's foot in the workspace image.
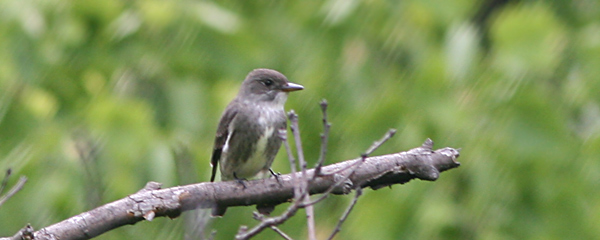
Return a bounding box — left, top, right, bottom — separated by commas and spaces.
233, 172, 247, 189
269, 168, 282, 184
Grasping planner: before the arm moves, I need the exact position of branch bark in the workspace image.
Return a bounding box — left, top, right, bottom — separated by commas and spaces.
1, 139, 460, 240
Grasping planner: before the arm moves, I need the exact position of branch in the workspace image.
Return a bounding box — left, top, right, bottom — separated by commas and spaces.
0, 168, 12, 194
287, 111, 316, 240
237, 200, 303, 240
0, 168, 27, 208
313, 99, 331, 179
1, 139, 460, 240
327, 187, 362, 240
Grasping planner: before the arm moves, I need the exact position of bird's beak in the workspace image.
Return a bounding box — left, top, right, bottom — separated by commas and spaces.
282, 82, 304, 92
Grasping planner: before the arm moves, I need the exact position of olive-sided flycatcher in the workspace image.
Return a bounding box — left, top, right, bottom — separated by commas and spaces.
210, 69, 303, 184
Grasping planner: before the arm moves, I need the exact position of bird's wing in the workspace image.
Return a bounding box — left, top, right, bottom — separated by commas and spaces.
210, 106, 238, 182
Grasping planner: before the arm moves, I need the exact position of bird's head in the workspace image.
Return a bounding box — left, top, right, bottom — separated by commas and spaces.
240, 68, 304, 105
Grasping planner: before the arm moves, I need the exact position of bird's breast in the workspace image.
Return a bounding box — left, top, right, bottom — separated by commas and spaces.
256, 104, 284, 125
242, 126, 274, 171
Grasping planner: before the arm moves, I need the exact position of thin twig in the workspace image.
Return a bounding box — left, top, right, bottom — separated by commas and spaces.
288, 111, 307, 190
313, 100, 331, 179
321, 156, 364, 176
288, 111, 316, 240
0, 169, 12, 194
327, 187, 363, 240
252, 212, 294, 240
0, 176, 27, 207
300, 156, 366, 208
322, 130, 396, 239
326, 128, 397, 176
364, 129, 397, 156
279, 129, 300, 198
270, 226, 293, 240
236, 198, 305, 240
302, 129, 396, 207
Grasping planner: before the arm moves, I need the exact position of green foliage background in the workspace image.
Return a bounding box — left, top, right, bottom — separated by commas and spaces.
1, 0, 599, 239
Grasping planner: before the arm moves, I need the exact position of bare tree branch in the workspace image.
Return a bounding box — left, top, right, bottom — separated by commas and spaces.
0, 169, 12, 194
279, 129, 300, 198
287, 111, 316, 240
250, 212, 293, 240
328, 187, 362, 240
313, 99, 331, 179
0, 170, 27, 208
1, 139, 460, 240
236, 198, 304, 240
300, 128, 396, 208
364, 129, 396, 156
269, 226, 292, 240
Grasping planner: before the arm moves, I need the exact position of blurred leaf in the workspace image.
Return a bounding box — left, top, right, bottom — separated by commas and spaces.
490, 3, 567, 77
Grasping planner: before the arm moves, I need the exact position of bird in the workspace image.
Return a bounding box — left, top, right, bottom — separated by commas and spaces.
210, 68, 303, 184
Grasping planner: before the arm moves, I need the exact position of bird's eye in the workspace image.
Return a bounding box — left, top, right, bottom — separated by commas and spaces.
263, 79, 274, 87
